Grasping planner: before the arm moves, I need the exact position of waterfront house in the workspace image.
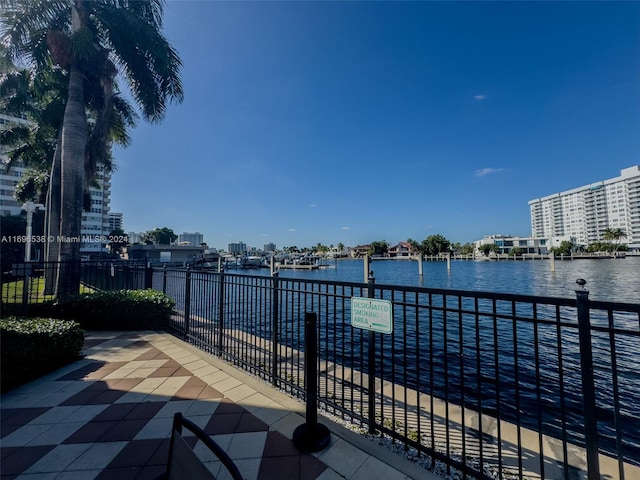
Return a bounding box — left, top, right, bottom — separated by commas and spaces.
126, 244, 205, 265
474, 234, 576, 255
388, 242, 412, 258
350, 244, 371, 258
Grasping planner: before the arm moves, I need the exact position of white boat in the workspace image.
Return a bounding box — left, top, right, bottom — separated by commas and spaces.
241, 255, 264, 268
194, 251, 221, 269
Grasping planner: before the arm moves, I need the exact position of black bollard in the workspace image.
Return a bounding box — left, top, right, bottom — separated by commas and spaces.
292, 312, 331, 452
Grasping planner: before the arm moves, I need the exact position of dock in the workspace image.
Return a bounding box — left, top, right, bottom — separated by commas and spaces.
276, 263, 318, 270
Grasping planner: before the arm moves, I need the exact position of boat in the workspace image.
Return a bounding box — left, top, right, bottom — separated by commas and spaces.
193, 251, 221, 269
240, 254, 265, 268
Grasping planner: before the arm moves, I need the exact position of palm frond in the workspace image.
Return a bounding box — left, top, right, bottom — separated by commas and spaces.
0, 0, 71, 65
89, 1, 183, 122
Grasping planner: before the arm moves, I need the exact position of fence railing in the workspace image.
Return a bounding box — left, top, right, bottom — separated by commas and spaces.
0, 260, 149, 315
2, 261, 639, 479
148, 266, 640, 480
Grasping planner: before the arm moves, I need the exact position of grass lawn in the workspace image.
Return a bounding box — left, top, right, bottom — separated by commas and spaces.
1, 277, 94, 304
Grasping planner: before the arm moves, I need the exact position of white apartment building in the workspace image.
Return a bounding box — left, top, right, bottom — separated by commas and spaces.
81, 164, 112, 253
0, 164, 24, 217
529, 166, 640, 250
108, 212, 123, 232
228, 242, 247, 255
1, 113, 113, 255
474, 234, 574, 255
0, 114, 30, 217
177, 232, 204, 246
127, 232, 145, 245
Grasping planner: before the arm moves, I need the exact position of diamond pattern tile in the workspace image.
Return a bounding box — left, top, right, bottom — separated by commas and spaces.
0, 331, 413, 480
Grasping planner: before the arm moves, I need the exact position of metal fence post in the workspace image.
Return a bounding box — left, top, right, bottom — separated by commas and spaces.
271, 271, 280, 386
575, 279, 600, 480
162, 265, 167, 294
367, 270, 376, 434
217, 268, 225, 353
292, 312, 331, 452
143, 263, 153, 290
184, 267, 191, 341
21, 263, 32, 316
123, 264, 130, 290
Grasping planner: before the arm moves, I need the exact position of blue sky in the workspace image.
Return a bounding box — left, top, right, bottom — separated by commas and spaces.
111, 1, 640, 250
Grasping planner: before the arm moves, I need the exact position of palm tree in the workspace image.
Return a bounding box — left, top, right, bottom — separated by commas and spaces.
1, 59, 137, 293
1, 0, 183, 297
602, 228, 627, 253
406, 238, 422, 255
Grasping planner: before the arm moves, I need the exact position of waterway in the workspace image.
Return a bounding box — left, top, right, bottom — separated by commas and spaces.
247, 257, 640, 303
175, 257, 640, 465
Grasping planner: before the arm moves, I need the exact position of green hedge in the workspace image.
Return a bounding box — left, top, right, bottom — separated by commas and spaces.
29, 289, 175, 330
1, 317, 84, 393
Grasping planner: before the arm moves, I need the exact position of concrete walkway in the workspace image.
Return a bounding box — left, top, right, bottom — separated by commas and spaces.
1, 331, 438, 480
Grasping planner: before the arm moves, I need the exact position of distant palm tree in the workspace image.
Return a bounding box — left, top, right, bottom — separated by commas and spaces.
406, 238, 421, 254
2, 0, 183, 296
602, 228, 627, 253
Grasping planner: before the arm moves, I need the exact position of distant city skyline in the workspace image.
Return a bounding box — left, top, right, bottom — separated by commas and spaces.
110, 1, 640, 250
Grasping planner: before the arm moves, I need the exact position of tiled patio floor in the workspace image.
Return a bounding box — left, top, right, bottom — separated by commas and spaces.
1, 331, 435, 480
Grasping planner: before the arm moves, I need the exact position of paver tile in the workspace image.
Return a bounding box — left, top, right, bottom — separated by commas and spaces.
133, 417, 173, 440
0, 445, 56, 476
316, 438, 368, 479
99, 419, 149, 442
0, 333, 405, 480
66, 442, 128, 471
23, 443, 93, 474
153, 400, 195, 418
351, 456, 410, 480
123, 402, 165, 420
226, 431, 267, 460
62, 421, 117, 444
2, 424, 55, 447
55, 470, 101, 479
27, 422, 86, 446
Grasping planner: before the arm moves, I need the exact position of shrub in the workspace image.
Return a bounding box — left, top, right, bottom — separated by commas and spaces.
1, 317, 84, 393
30, 289, 175, 330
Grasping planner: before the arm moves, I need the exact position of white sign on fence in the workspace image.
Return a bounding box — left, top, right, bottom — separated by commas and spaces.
350, 297, 393, 334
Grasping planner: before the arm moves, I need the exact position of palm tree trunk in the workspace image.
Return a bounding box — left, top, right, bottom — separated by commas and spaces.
55, 65, 86, 298
43, 138, 62, 295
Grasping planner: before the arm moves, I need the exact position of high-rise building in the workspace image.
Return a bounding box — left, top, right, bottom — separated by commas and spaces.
0, 164, 25, 217
127, 232, 145, 245
178, 232, 204, 246
107, 212, 123, 232
529, 166, 640, 250
81, 164, 112, 253
263, 242, 276, 252
0, 114, 30, 217
1, 113, 113, 254
228, 242, 247, 255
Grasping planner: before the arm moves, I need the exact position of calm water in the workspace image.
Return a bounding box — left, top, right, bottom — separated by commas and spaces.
225, 257, 640, 464
177, 257, 640, 462
244, 257, 640, 303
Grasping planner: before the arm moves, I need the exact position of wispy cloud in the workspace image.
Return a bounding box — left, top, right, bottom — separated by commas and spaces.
288, 228, 296, 232
308, 203, 317, 208
473, 94, 487, 101
341, 226, 350, 231
475, 167, 504, 177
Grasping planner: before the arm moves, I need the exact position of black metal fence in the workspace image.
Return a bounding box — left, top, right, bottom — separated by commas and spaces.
152, 267, 640, 480
0, 260, 148, 315
2, 261, 639, 479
